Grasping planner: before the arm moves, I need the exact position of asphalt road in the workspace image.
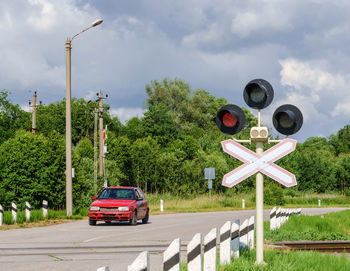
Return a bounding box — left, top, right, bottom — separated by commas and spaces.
0, 207, 348, 271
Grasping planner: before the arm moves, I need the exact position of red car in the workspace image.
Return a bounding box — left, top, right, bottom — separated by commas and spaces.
88, 187, 149, 226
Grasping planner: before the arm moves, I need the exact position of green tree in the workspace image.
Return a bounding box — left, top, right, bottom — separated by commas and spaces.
329, 125, 350, 155
0, 131, 65, 209
0, 90, 31, 145
142, 104, 180, 147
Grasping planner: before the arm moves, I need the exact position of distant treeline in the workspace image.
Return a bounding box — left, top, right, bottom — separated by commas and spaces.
0, 79, 349, 209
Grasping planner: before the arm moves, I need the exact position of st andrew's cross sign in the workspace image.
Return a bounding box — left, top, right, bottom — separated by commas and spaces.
221, 138, 297, 188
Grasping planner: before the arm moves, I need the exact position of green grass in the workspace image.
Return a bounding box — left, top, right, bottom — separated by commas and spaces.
146, 191, 350, 213
264, 210, 350, 241
1, 208, 88, 225
218, 249, 350, 271
284, 193, 350, 206
147, 192, 256, 213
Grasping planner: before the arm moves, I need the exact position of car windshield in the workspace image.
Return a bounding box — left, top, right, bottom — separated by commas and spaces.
97, 188, 135, 200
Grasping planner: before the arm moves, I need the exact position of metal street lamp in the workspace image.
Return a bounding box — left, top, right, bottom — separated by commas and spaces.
65, 19, 103, 216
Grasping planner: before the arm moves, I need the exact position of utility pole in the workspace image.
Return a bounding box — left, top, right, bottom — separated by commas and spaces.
103, 124, 108, 177
29, 91, 41, 134
97, 91, 108, 177
93, 108, 98, 194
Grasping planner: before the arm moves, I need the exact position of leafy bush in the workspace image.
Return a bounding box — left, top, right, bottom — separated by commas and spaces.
264, 183, 285, 206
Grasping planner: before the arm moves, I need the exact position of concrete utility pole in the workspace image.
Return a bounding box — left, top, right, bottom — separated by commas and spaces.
98, 91, 103, 176
65, 19, 103, 216
29, 91, 41, 134
94, 108, 98, 194
98, 91, 107, 177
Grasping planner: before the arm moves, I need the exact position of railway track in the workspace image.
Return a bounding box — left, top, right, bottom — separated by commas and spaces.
273, 241, 350, 253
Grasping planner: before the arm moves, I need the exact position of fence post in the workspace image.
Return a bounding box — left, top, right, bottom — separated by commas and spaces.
187, 233, 202, 271
318, 199, 321, 206
270, 207, 276, 231
11, 203, 17, 223
231, 219, 240, 258
276, 207, 281, 229
248, 216, 255, 250
204, 228, 217, 271
160, 200, 164, 212
163, 238, 181, 271
220, 221, 231, 265
42, 200, 48, 217
25, 202, 31, 222
242, 199, 245, 209
239, 219, 248, 250
128, 251, 149, 271
0, 204, 3, 226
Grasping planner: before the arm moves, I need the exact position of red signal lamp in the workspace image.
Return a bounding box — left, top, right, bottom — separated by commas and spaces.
215, 104, 246, 135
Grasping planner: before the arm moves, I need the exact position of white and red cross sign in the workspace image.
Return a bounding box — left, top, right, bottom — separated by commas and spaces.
221, 138, 297, 187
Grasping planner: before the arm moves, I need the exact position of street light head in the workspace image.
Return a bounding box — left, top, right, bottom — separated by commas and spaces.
92, 19, 103, 27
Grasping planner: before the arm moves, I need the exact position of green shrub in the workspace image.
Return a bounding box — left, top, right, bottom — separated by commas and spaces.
264, 183, 285, 206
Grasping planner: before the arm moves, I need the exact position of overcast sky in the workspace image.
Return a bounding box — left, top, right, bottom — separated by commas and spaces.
1, 0, 350, 142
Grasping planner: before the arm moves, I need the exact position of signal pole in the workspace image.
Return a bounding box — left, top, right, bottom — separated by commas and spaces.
29, 91, 41, 134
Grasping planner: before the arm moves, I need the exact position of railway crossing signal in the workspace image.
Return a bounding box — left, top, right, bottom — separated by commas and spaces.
215, 78, 303, 265
221, 138, 297, 188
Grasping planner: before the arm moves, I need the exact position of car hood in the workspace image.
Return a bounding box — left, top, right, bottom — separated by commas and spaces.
91, 199, 135, 207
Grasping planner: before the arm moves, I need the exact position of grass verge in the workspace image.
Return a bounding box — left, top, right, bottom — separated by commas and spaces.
147, 192, 350, 214
0, 208, 88, 229
218, 249, 350, 271
264, 210, 350, 242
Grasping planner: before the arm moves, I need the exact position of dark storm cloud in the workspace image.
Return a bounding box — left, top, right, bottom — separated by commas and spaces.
1, 0, 350, 141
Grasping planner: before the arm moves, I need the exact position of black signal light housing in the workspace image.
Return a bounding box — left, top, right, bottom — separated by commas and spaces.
273, 104, 303, 135
215, 104, 246, 135
243, 79, 274, 110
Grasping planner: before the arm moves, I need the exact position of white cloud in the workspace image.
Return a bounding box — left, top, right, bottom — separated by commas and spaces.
27, 0, 57, 31
109, 107, 145, 123
279, 58, 345, 93
231, 9, 291, 38
332, 101, 350, 117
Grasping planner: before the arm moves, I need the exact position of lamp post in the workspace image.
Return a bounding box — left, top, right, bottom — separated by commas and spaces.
65, 19, 103, 216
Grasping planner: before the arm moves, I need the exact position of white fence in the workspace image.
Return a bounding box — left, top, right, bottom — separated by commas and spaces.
270, 207, 301, 230
0, 201, 49, 226
98, 215, 260, 271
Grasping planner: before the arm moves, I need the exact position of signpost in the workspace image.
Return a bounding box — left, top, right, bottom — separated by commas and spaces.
204, 168, 215, 199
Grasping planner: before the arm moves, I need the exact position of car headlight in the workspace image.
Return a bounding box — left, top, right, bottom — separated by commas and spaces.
90, 206, 100, 211
118, 206, 129, 211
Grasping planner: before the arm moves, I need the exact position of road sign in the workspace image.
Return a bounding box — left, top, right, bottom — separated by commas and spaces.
221, 138, 297, 187
204, 168, 215, 180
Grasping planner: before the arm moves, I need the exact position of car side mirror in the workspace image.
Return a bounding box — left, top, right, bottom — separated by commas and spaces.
92, 196, 96, 200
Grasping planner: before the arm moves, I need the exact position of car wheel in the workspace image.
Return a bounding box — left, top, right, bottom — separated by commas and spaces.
142, 209, 149, 224
129, 211, 137, 226
89, 219, 96, 226
105, 221, 111, 224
